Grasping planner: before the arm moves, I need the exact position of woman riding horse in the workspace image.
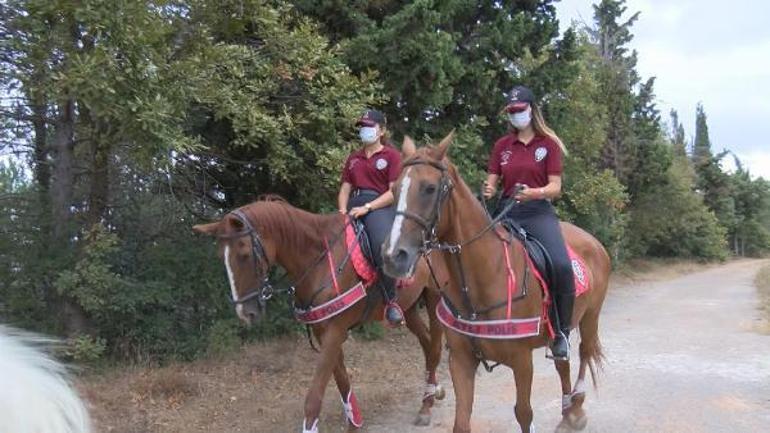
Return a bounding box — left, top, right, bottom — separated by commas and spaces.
483, 85, 574, 361
337, 109, 404, 325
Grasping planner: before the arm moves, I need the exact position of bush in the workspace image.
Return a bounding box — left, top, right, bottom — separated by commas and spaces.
206, 319, 242, 356
67, 334, 107, 363
626, 154, 727, 260
353, 322, 385, 341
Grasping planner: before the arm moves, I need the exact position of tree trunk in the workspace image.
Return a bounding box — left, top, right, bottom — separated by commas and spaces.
50, 100, 75, 240
49, 99, 90, 335
31, 96, 50, 192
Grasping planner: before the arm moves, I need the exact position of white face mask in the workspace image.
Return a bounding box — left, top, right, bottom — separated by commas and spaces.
508, 107, 532, 129
359, 126, 379, 144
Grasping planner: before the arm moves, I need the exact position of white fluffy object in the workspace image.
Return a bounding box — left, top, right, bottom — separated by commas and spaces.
0, 325, 92, 433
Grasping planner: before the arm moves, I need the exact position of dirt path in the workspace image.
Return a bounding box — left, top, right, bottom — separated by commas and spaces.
366, 259, 770, 433
83, 260, 770, 433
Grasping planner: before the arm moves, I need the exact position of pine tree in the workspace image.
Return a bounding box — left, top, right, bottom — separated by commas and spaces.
693, 102, 712, 163
669, 109, 686, 156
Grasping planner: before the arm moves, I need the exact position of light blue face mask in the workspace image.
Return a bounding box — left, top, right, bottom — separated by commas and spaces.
359, 126, 379, 144
508, 107, 532, 129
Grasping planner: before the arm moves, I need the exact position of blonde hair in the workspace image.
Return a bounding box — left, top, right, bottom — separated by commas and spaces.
531, 104, 568, 156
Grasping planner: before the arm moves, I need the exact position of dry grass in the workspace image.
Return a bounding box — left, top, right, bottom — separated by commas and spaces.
80, 329, 430, 433
610, 257, 720, 287
754, 263, 770, 334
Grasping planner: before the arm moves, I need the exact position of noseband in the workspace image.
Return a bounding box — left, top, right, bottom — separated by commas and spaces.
220, 209, 275, 307
395, 158, 454, 246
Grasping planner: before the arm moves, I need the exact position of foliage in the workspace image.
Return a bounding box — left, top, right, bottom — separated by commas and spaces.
627, 152, 727, 260
1, 0, 768, 363
66, 335, 108, 363
353, 322, 385, 341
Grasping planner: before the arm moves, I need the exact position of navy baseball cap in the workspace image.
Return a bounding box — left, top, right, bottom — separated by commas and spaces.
355, 109, 386, 127
504, 86, 535, 113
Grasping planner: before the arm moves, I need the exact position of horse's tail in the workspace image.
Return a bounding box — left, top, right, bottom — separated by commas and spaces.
0, 325, 93, 433
579, 313, 605, 389
579, 239, 611, 389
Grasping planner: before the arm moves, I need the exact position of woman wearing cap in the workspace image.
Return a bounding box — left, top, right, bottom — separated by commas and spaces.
337, 109, 404, 325
482, 85, 575, 361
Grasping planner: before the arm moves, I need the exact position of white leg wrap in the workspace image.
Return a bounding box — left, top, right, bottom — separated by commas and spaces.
573, 378, 586, 395
302, 418, 319, 433
562, 393, 573, 411
423, 382, 438, 399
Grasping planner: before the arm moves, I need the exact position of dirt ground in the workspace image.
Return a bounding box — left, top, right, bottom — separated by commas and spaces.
79, 259, 767, 433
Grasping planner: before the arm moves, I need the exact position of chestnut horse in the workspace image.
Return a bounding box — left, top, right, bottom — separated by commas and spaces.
193, 197, 450, 432
382, 133, 611, 433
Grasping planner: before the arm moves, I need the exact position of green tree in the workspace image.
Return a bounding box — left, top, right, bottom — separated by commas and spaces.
0, 0, 377, 358
692, 104, 736, 232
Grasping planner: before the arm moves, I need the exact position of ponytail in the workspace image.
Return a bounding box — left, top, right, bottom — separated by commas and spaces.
531, 105, 568, 155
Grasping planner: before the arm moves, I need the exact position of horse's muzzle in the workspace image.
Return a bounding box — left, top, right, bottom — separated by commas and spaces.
383, 245, 419, 279
236, 300, 265, 326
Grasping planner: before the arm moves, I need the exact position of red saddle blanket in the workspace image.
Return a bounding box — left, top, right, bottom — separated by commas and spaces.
568, 246, 590, 297
345, 223, 414, 289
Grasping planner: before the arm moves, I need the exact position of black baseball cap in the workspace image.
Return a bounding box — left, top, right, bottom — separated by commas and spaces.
355, 109, 386, 127
504, 86, 535, 113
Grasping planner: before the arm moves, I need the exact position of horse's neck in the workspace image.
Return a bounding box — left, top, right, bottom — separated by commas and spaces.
441, 174, 519, 309
271, 207, 341, 285
442, 172, 494, 246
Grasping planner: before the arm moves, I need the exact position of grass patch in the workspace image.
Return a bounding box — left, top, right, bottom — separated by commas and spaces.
755, 263, 770, 333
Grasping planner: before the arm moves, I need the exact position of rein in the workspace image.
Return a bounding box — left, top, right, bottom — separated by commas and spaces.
399, 158, 532, 372
221, 209, 353, 310
398, 159, 523, 252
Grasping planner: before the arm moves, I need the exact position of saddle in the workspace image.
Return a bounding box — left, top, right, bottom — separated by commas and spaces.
499, 218, 590, 297
345, 220, 414, 289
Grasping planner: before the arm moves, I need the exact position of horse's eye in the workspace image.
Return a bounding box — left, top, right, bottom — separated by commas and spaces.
424, 185, 437, 195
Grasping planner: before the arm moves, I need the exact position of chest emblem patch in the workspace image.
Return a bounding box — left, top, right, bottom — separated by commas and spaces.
375, 158, 388, 170
500, 150, 512, 166
535, 146, 548, 162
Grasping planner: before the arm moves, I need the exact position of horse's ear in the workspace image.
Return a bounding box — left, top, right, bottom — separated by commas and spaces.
193, 221, 221, 236
435, 129, 455, 160
402, 135, 416, 157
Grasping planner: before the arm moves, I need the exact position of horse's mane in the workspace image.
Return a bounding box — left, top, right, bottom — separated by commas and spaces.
406, 145, 488, 220
237, 195, 339, 253
256, 193, 287, 203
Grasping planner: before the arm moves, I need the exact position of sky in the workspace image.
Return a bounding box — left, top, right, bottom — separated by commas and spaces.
555, 0, 770, 179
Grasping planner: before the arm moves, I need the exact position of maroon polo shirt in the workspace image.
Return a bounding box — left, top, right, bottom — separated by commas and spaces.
341, 145, 402, 194
487, 132, 562, 197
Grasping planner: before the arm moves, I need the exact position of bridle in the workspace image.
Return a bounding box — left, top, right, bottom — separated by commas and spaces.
394, 157, 531, 373
394, 158, 454, 249
395, 157, 516, 251
219, 209, 276, 308
216, 208, 351, 312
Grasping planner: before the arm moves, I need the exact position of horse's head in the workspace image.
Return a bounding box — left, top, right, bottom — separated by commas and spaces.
383, 130, 455, 278
193, 208, 275, 325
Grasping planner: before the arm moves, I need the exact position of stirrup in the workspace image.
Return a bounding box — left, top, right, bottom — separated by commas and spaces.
545, 333, 570, 361
384, 302, 404, 327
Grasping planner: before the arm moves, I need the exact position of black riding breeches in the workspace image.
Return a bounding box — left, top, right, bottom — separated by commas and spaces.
348, 190, 395, 269
497, 199, 575, 299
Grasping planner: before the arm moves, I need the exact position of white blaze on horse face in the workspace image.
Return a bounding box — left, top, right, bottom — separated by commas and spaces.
387, 167, 412, 256
224, 245, 245, 318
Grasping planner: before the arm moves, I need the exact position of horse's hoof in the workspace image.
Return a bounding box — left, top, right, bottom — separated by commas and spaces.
556, 411, 587, 432
569, 412, 588, 431
554, 419, 571, 433
434, 384, 446, 400
414, 413, 431, 426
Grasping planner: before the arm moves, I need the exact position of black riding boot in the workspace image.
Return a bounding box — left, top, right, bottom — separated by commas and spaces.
549, 292, 574, 361
381, 274, 404, 326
